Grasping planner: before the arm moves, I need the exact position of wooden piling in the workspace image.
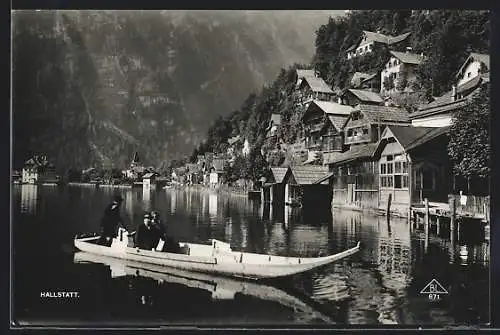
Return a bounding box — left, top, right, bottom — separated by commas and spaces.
449, 195, 456, 241
424, 198, 429, 239
386, 193, 392, 217
436, 216, 441, 236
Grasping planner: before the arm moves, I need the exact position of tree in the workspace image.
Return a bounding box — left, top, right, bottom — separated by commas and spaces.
448, 86, 490, 179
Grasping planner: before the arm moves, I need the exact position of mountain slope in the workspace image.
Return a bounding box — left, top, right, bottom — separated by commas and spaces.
12, 10, 340, 171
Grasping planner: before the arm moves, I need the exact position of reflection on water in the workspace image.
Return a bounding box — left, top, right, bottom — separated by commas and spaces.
12, 187, 489, 326
20, 184, 38, 214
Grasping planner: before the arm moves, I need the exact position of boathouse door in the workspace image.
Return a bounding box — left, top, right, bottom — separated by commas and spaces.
415, 165, 436, 203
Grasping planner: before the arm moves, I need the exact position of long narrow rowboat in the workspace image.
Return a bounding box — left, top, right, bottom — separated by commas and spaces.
74, 229, 360, 280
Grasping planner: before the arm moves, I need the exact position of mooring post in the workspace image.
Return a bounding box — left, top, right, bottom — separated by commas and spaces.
386, 193, 392, 218
436, 216, 441, 236
424, 198, 429, 243
260, 187, 265, 203
449, 195, 456, 241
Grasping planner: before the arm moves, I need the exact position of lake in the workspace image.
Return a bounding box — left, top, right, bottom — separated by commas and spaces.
12, 184, 490, 327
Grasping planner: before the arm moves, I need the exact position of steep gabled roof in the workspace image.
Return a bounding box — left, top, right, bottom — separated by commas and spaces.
389, 51, 425, 65
270, 167, 288, 184
457, 52, 490, 78
352, 105, 411, 124
348, 31, 411, 53
301, 76, 334, 94
302, 100, 353, 131
289, 165, 329, 185
346, 89, 384, 103
388, 32, 412, 45
376, 125, 450, 155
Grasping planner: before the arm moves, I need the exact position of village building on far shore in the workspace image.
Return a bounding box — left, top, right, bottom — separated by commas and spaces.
123, 151, 145, 180
209, 158, 226, 188
22, 155, 58, 184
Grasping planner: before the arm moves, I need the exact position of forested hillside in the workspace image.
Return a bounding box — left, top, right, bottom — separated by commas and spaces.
13, 10, 334, 171
190, 10, 490, 179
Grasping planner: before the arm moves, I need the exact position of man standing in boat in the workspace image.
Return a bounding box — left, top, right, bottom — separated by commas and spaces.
135, 212, 157, 250
98, 195, 125, 246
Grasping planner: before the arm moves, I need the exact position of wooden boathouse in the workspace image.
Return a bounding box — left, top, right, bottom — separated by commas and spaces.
283, 165, 330, 207
261, 167, 288, 204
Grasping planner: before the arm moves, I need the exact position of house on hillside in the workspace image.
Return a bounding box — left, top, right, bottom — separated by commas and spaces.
283, 165, 330, 207
209, 158, 226, 188
346, 30, 412, 60
340, 89, 384, 107
264, 114, 282, 145
261, 167, 288, 204
301, 100, 353, 165
350, 72, 380, 92
342, 104, 411, 149
185, 163, 202, 184
380, 50, 425, 95
296, 69, 317, 87
297, 75, 335, 105
22, 155, 58, 184
374, 125, 451, 215
411, 53, 489, 128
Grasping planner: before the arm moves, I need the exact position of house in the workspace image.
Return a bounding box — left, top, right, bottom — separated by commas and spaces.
261, 167, 288, 204
22, 155, 58, 184
265, 114, 282, 142
456, 52, 489, 88
342, 104, 411, 149
327, 143, 380, 210
142, 172, 159, 189
339, 89, 384, 107
373, 125, 451, 215
297, 75, 335, 105
209, 158, 226, 188
411, 54, 489, 128
185, 163, 202, 184
346, 30, 412, 60
380, 50, 425, 95
283, 165, 330, 207
301, 100, 353, 165
350, 72, 380, 92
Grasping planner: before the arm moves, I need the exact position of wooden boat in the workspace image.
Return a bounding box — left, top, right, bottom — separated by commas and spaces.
74, 228, 360, 280
73, 252, 335, 323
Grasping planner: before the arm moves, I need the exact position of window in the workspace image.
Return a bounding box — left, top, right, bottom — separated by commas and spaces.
362, 128, 369, 135
380, 155, 409, 189
467, 72, 471, 78
347, 129, 353, 137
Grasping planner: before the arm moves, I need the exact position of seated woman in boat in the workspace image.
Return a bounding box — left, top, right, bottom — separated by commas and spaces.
150, 211, 181, 253
135, 212, 158, 250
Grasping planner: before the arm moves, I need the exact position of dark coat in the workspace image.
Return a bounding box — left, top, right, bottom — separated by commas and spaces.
135, 223, 162, 250
100, 202, 123, 238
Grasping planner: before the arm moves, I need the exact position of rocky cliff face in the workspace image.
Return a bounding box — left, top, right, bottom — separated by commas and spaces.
12, 10, 339, 171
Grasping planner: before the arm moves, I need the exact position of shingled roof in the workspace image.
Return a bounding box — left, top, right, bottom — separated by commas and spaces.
303, 100, 353, 131
347, 89, 384, 103
389, 51, 425, 65
297, 69, 316, 79
376, 126, 450, 155
301, 76, 334, 94
288, 166, 330, 185
353, 104, 411, 124
270, 167, 288, 184
348, 31, 411, 51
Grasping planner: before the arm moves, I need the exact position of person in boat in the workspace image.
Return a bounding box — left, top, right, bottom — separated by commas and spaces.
135, 212, 157, 250
98, 195, 125, 246
150, 211, 181, 253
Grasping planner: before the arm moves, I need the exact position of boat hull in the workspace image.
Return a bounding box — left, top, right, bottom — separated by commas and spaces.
74, 236, 360, 280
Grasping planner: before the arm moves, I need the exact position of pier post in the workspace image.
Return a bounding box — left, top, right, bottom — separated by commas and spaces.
424, 198, 429, 249
386, 193, 392, 218
260, 187, 265, 203
269, 186, 274, 204
436, 216, 441, 236
449, 195, 456, 241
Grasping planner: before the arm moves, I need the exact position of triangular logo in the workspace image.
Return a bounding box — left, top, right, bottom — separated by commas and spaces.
420, 279, 448, 294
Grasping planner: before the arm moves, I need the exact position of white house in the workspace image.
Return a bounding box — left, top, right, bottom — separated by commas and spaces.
346, 31, 411, 60
22, 155, 57, 184
455, 52, 489, 88
411, 52, 489, 128
380, 51, 424, 95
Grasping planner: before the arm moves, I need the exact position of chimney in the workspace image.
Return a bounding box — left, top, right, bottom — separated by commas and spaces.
451, 85, 457, 101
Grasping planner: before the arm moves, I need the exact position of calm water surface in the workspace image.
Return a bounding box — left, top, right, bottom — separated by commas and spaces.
12, 184, 490, 326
